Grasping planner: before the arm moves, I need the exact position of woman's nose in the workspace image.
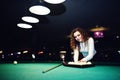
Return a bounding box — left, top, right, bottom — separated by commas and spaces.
76, 36, 79, 39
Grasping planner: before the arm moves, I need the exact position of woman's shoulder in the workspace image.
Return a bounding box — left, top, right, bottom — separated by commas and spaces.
87, 37, 94, 42
88, 37, 94, 40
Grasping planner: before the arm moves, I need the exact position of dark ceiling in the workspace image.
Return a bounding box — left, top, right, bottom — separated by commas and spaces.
0, 0, 120, 51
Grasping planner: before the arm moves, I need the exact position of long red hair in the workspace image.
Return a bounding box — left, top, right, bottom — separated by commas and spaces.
69, 27, 89, 50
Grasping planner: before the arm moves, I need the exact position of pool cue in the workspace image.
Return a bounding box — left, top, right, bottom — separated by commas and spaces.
42, 63, 62, 73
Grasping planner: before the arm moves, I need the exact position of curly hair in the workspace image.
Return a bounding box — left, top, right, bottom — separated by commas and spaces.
69, 27, 89, 51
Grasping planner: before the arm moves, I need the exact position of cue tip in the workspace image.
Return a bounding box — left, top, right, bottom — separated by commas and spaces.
42, 71, 45, 73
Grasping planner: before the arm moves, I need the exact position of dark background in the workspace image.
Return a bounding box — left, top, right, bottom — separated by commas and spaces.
0, 0, 120, 62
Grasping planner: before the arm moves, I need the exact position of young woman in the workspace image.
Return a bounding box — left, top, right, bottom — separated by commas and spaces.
70, 27, 96, 62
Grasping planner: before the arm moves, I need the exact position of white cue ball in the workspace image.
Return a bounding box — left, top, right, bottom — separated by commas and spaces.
13, 61, 17, 64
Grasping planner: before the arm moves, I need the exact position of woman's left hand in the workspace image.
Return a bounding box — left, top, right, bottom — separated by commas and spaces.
79, 59, 86, 62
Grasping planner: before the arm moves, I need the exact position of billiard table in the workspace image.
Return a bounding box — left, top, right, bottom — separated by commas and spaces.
0, 62, 120, 80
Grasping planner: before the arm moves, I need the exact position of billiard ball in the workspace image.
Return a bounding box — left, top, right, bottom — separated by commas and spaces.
13, 61, 17, 64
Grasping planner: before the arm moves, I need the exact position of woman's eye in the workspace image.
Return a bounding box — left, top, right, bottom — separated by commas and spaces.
78, 34, 80, 36
74, 36, 77, 38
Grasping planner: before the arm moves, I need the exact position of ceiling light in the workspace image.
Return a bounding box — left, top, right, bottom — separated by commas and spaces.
44, 0, 66, 4
90, 26, 109, 32
17, 23, 32, 29
29, 5, 50, 15
22, 16, 39, 23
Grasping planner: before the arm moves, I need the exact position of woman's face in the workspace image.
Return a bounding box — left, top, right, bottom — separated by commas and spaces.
73, 31, 83, 42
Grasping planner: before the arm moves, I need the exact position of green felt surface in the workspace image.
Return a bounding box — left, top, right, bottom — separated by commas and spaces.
0, 62, 120, 80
